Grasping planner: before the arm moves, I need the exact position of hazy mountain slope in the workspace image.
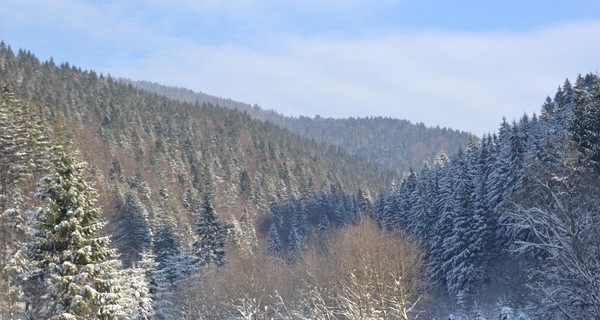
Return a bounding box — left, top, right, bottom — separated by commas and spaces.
123, 79, 472, 173
0, 43, 395, 263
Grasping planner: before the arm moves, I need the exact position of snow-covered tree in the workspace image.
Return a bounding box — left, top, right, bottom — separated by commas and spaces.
192, 194, 228, 267
237, 209, 257, 254
287, 226, 302, 262
0, 82, 27, 320
152, 222, 187, 286
570, 74, 600, 170
380, 182, 399, 230
507, 158, 600, 319
357, 188, 373, 217
24, 145, 123, 319
113, 192, 152, 266
0, 81, 51, 318
267, 224, 283, 256
138, 248, 177, 320
118, 254, 155, 320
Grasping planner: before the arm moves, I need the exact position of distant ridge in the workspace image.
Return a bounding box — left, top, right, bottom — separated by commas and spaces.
122, 79, 473, 173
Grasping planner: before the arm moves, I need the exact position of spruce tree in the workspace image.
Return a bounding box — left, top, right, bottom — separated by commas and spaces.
113, 192, 152, 266
118, 256, 154, 320
570, 74, 600, 169
0, 82, 51, 319
287, 226, 302, 262
357, 188, 373, 217
238, 209, 257, 254
25, 145, 123, 319
152, 222, 186, 285
267, 224, 283, 256
0, 81, 29, 319
192, 194, 228, 267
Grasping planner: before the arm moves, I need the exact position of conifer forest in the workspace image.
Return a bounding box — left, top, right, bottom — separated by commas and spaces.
1, 41, 600, 319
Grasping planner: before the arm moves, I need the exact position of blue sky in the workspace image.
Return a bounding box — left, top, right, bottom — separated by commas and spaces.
1, 0, 600, 135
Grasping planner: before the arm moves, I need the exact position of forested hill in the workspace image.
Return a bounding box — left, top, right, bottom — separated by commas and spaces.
123, 79, 472, 173
0, 43, 394, 261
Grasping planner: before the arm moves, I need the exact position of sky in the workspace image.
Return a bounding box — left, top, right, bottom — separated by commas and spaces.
1, 0, 600, 135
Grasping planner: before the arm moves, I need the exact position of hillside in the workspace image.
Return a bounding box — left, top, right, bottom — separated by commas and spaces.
123, 79, 472, 173
0, 43, 395, 262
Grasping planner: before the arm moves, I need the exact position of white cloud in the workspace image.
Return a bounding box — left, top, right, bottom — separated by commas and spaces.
1, 0, 599, 135
108, 21, 600, 135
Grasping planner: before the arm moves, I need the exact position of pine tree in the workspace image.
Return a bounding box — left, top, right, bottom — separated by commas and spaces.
429, 161, 456, 284
444, 147, 488, 295
137, 249, 175, 320
118, 256, 155, 320
192, 194, 228, 267
114, 192, 152, 266
6, 90, 50, 319
0, 81, 31, 319
267, 224, 283, 256
318, 213, 330, 231
486, 119, 511, 214
25, 145, 123, 319
408, 163, 435, 238
570, 74, 600, 169
287, 226, 302, 262
357, 188, 373, 217
152, 222, 186, 285
380, 182, 399, 230
238, 209, 257, 253
553, 78, 574, 132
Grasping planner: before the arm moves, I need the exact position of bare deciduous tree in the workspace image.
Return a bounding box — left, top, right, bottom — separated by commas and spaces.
299, 218, 429, 320
177, 241, 294, 319
176, 218, 429, 319
508, 157, 600, 319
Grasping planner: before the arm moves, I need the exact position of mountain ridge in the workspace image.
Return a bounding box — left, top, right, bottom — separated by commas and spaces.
121, 78, 473, 174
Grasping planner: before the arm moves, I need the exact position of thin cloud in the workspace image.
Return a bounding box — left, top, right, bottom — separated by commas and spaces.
1, 1, 599, 135
109, 21, 600, 135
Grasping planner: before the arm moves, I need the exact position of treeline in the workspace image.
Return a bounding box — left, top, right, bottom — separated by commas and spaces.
278, 116, 472, 175
263, 188, 374, 260
125, 79, 472, 174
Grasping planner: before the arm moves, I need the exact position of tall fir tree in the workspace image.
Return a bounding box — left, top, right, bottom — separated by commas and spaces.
25, 144, 123, 319
113, 192, 152, 266
267, 223, 283, 256
238, 209, 257, 254
192, 194, 228, 267
152, 222, 187, 286
570, 74, 600, 169
0, 81, 29, 319
0, 82, 51, 318
118, 254, 155, 320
